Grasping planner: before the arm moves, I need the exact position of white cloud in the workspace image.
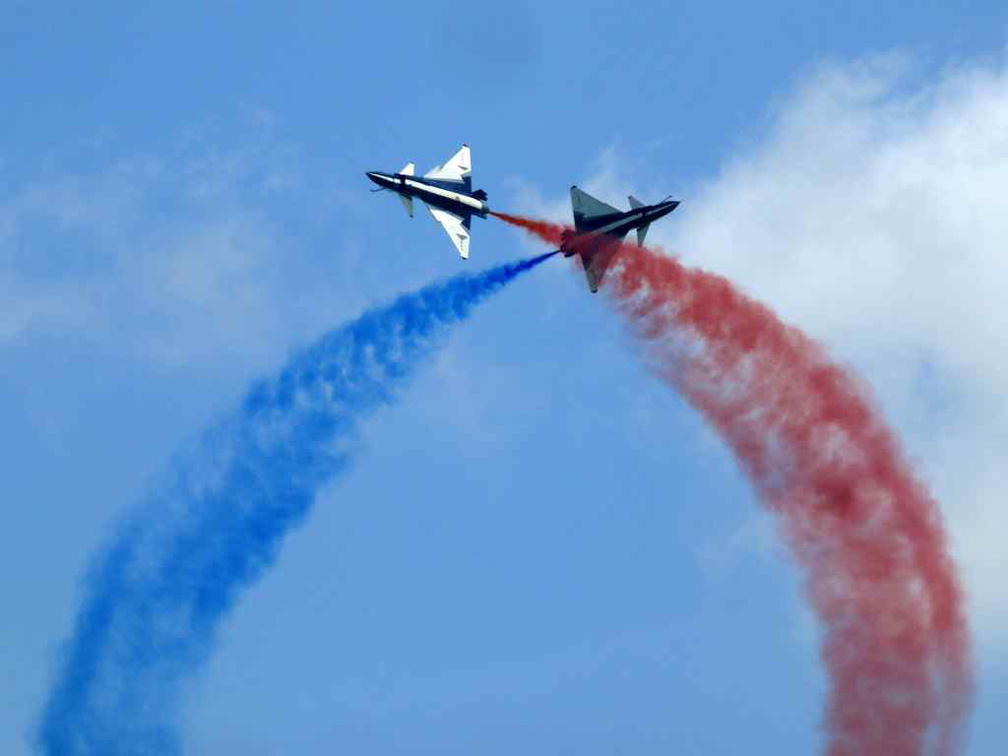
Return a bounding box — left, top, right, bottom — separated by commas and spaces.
577, 55, 1008, 653
0, 120, 308, 369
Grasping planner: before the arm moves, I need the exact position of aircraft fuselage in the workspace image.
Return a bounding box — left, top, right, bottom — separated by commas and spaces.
561, 199, 679, 257
366, 172, 489, 219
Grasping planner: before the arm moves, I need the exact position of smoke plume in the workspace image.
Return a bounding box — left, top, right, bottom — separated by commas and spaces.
495, 211, 971, 756
38, 251, 555, 755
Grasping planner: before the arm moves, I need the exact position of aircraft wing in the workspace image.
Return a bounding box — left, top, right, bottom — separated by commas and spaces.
581, 234, 626, 293
424, 144, 472, 187
426, 205, 471, 259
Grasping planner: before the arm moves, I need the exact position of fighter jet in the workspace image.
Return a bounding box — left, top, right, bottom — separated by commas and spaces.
366, 144, 489, 260
560, 186, 680, 292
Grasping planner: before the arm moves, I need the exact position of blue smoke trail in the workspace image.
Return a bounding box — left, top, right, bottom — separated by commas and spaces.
38, 251, 555, 755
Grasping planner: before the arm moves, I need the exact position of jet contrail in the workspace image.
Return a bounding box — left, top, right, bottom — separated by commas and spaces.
494, 213, 972, 756
37, 250, 556, 756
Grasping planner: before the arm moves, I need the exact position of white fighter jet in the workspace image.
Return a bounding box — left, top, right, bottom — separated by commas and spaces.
366, 144, 489, 260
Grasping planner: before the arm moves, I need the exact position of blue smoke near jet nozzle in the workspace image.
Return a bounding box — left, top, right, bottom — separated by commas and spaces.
38, 250, 556, 755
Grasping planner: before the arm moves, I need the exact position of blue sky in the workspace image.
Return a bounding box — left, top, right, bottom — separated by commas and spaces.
2, 2, 1007, 753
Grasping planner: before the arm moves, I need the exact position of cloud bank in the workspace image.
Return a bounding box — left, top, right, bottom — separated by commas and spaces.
651, 55, 1008, 653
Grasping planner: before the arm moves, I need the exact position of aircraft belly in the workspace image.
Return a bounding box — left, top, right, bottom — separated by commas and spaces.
421, 192, 474, 219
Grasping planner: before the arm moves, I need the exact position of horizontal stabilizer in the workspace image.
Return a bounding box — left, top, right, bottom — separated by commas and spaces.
426, 204, 471, 259
399, 193, 414, 218
628, 195, 644, 209
399, 162, 415, 176
636, 223, 650, 246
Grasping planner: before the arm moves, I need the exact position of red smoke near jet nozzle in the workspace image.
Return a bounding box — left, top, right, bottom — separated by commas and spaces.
492, 210, 972, 756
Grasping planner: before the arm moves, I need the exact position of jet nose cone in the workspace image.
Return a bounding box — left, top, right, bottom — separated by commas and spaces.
366, 171, 382, 185
649, 199, 677, 216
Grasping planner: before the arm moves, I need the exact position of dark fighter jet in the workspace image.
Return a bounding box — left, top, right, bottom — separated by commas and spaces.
560, 186, 680, 292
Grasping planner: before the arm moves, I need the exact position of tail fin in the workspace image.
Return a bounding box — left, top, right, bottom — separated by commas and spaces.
570, 185, 620, 231
628, 195, 644, 209
424, 145, 471, 185
472, 188, 488, 201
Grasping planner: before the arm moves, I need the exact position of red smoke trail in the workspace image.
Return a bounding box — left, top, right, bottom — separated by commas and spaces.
492, 211, 972, 755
